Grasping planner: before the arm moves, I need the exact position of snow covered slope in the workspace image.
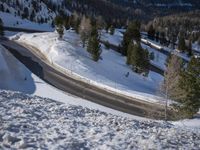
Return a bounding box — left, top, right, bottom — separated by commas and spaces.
0, 44, 36, 93
15, 30, 165, 103
0, 90, 200, 149
0, 0, 55, 23
0, 0, 57, 31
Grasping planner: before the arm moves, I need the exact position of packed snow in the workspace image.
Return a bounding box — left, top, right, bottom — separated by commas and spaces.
14, 30, 165, 103
0, 91, 200, 149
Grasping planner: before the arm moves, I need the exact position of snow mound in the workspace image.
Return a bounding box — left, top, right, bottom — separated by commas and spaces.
0, 90, 200, 149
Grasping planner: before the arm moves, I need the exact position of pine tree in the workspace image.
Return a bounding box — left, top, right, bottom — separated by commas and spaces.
178, 33, 186, 52
22, 7, 29, 19
187, 40, 192, 56
110, 25, 115, 35
64, 16, 71, 30
143, 49, 150, 75
126, 42, 134, 65
147, 24, 155, 40
0, 4, 4, 12
130, 43, 148, 73
0, 18, 4, 36
177, 57, 200, 118
121, 21, 141, 56
54, 16, 64, 39
30, 10, 35, 22
87, 25, 102, 62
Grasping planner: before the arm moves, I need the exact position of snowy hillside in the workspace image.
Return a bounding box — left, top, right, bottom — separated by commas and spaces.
0, 0, 55, 24
0, 44, 36, 93
0, 90, 200, 149
0, 0, 56, 31
14, 30, 165, 103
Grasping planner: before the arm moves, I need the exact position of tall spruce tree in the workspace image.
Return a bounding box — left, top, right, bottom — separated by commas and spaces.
54, 16, 64, 39
87, 25, 102, 62
177, 57, 200, 118
110, 25, 115, 35
178, 33, 186, 52
130, 43, 149, 73
187, 40, 192, 56
126, 42, 134, 65
121, 21, 141, 56
147, 24, 155, 40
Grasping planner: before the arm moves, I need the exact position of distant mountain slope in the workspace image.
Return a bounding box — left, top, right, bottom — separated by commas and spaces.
0, 0, 199, 28
111, 0, 199, 8
0, 0, 56, 24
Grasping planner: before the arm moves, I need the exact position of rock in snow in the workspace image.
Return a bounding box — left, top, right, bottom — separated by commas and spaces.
0, 91, 200, 149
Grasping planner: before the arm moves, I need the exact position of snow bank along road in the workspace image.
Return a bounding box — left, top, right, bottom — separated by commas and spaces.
0, 37, 170, 119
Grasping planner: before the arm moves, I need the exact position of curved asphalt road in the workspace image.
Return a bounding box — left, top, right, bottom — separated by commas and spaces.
0, 38, 169, 120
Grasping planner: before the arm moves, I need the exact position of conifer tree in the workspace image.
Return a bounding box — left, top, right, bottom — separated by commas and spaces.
178, 33, 186, 52
110, 25, 115, 35
121, 21, 141, 56
64, 16, 71, 30
187, 40, 192, 56
177, 57, 200, 118
87, 25, 102, 62
130, 43, 148, 73
54, 16, 64, 39
126, 42, 134, 65
147, 24, 155, 40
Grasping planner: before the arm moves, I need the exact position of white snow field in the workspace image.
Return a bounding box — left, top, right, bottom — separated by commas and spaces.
15, 30, 165, 103
0, 91, 200, 149
101, 29, 123, 46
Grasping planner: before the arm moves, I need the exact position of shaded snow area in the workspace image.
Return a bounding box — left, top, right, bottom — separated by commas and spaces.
16, 30, 164, 103
0, 44, 36, 94
0, 91, 200, 150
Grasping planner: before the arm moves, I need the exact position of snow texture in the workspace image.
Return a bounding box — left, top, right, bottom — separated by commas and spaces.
0, 91, 200, 150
